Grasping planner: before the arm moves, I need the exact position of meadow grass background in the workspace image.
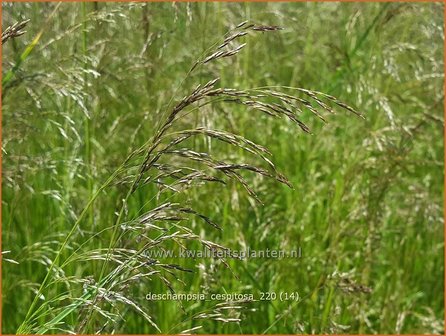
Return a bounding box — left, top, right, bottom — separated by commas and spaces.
2, 2, 444, 334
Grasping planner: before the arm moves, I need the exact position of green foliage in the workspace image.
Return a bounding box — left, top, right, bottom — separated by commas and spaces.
2, 2, 444, 334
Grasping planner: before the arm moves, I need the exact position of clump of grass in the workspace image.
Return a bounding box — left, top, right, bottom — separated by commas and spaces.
14, 20, 362, 334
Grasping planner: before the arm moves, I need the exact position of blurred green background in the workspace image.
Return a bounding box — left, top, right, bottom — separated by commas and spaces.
2, 2, 444, 334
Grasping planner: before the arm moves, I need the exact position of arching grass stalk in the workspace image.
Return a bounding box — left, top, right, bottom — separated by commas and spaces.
18, 20, 363, 333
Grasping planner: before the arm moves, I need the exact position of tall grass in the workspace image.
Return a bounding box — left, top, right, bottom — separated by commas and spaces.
2, 2, 444, 334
